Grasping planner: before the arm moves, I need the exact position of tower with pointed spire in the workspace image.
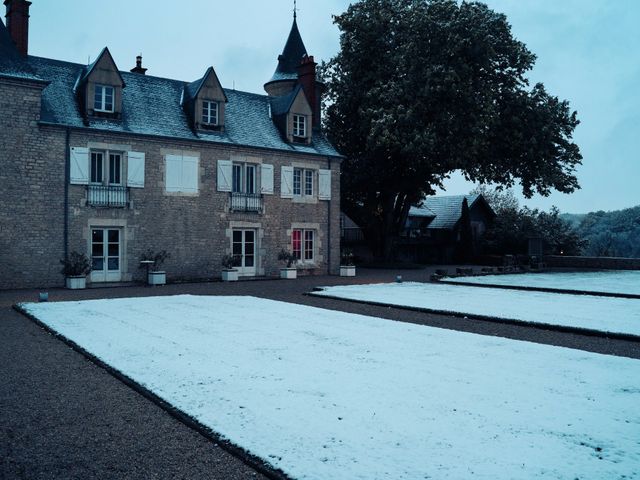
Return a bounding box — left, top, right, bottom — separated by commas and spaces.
264, 14, 308, 97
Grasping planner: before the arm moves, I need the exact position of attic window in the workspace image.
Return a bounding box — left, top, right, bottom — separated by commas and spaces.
94, 85, 114, 112
202, 100, 219, 125
293, 114, 306, 138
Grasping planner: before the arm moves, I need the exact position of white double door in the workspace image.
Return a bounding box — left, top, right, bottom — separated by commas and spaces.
232, 229, 257, 276
90, 227, 122, 282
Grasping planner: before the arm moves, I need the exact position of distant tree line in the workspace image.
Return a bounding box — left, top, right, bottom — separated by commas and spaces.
474, 186, 640, 258
563, 207, 640, 258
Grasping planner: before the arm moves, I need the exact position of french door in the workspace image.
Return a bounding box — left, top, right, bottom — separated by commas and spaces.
90, 228, 122, 282
232, 229, 256, 276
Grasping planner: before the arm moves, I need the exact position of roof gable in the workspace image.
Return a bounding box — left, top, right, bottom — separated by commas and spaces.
76, 47, 125, 90
183, 66, 227, 104
269, 84, 307, 116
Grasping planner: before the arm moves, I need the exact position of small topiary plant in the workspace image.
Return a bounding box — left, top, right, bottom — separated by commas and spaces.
278, 249, 296, 268
60, 251, 91, 277
340, 249, 355, 266
221, 254, 240, 270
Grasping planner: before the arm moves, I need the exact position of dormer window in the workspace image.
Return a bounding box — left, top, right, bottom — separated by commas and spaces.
293, 114, 306, 138
94, 84, 114, 112
202, 100, 219, 125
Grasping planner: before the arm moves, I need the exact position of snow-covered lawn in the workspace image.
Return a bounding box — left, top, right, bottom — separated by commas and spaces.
316, 282, 640, 337
22, 295, 640, 480
446, 270, 640, 296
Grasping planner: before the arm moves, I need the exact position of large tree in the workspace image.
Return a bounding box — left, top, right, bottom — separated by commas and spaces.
322, 0, 582, 258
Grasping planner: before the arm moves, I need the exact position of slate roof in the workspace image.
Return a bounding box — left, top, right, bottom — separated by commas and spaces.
266, 17, 307, 84
9, 54, 340, 158
0, 18, 41, 81
408, 194, 482, 230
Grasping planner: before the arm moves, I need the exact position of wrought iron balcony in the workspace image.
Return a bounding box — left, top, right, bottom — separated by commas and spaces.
230, 192, 263, 213
87, 185, 129, 208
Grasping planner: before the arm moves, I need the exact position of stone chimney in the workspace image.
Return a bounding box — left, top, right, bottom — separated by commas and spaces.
4, 0, 31, 56
130, 55, 147, 75
297, 55, 320, 130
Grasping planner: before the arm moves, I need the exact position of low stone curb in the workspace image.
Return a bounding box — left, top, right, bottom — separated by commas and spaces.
306, 290, 640, 343
433, 279, 640, 300
13, 303, 293, 480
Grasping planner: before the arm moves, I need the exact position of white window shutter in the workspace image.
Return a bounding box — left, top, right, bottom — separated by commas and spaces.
261, 164, 274, 194
281, 166, 293, 198
182, 155, 199, 193
217, 159, 232, 192
69, 147, 89, 185
126, 151, 145, 188
165, 154, 182, 192
318, 169, 332, 200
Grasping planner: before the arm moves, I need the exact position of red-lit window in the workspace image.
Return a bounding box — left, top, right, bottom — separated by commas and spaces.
292, 229, 302, 260
292, 229, 314, 261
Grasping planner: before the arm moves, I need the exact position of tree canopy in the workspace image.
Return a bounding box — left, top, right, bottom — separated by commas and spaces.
322, 0, 582, 258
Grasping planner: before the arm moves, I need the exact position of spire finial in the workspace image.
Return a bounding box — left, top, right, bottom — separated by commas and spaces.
293, 0, 297, 19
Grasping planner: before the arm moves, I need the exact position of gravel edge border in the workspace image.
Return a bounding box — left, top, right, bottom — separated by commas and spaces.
434, 279, 640, 299
12, 303, 293, 480
306, 291, 640, 343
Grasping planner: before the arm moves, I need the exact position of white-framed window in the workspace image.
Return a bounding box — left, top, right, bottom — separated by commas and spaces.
202, 100, 218, 125
90, 151, 121, 185
165, 154, 199, 193
293, 114, 306, 137
293, 168, 314, 197
94, 84, 114, 112
292, 229, 315, 261
304, 169, 313, 196
232, 163, 257, 194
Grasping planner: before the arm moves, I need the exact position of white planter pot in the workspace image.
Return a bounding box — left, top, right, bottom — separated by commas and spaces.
148, 271, 166, 285
280, 268, 297, 279
65, 276, 86, 289
340, 265, 356, 277
221, 269, 239, 281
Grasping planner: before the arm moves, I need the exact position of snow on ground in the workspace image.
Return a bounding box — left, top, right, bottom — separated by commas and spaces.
445, 270, 640, 296
23, 295, 640, 480
316, 282, 640, 337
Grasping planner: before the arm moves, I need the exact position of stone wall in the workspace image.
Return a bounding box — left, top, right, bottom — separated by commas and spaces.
544, 255, 640, 270
0, 79, 66, 289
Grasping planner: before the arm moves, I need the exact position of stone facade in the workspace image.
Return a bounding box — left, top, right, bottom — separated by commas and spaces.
0, 7, 342, 290
0, 102, 341, 289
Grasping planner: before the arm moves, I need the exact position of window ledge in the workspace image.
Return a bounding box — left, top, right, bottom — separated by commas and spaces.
198, 123, 223, 132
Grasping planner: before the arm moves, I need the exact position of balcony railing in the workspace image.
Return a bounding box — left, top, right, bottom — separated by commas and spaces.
87, 185, 129, 208
230, 192, 263, 213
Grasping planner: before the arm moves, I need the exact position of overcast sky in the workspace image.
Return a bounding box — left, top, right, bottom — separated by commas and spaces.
26, 0, 639, 214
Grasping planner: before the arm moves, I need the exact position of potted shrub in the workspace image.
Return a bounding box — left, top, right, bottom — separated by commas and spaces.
60, 251, 91, 289
339, 250, 356, 277
278, 249, 297, 279
221, 254, 239, 282
139, 249, 170, 285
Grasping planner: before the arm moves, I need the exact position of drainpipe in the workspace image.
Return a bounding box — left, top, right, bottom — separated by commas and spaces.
64, 127, 70, 261
327, 157, 332, 274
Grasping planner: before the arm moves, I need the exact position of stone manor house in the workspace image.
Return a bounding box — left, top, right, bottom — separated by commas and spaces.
0, 0, 342, 289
